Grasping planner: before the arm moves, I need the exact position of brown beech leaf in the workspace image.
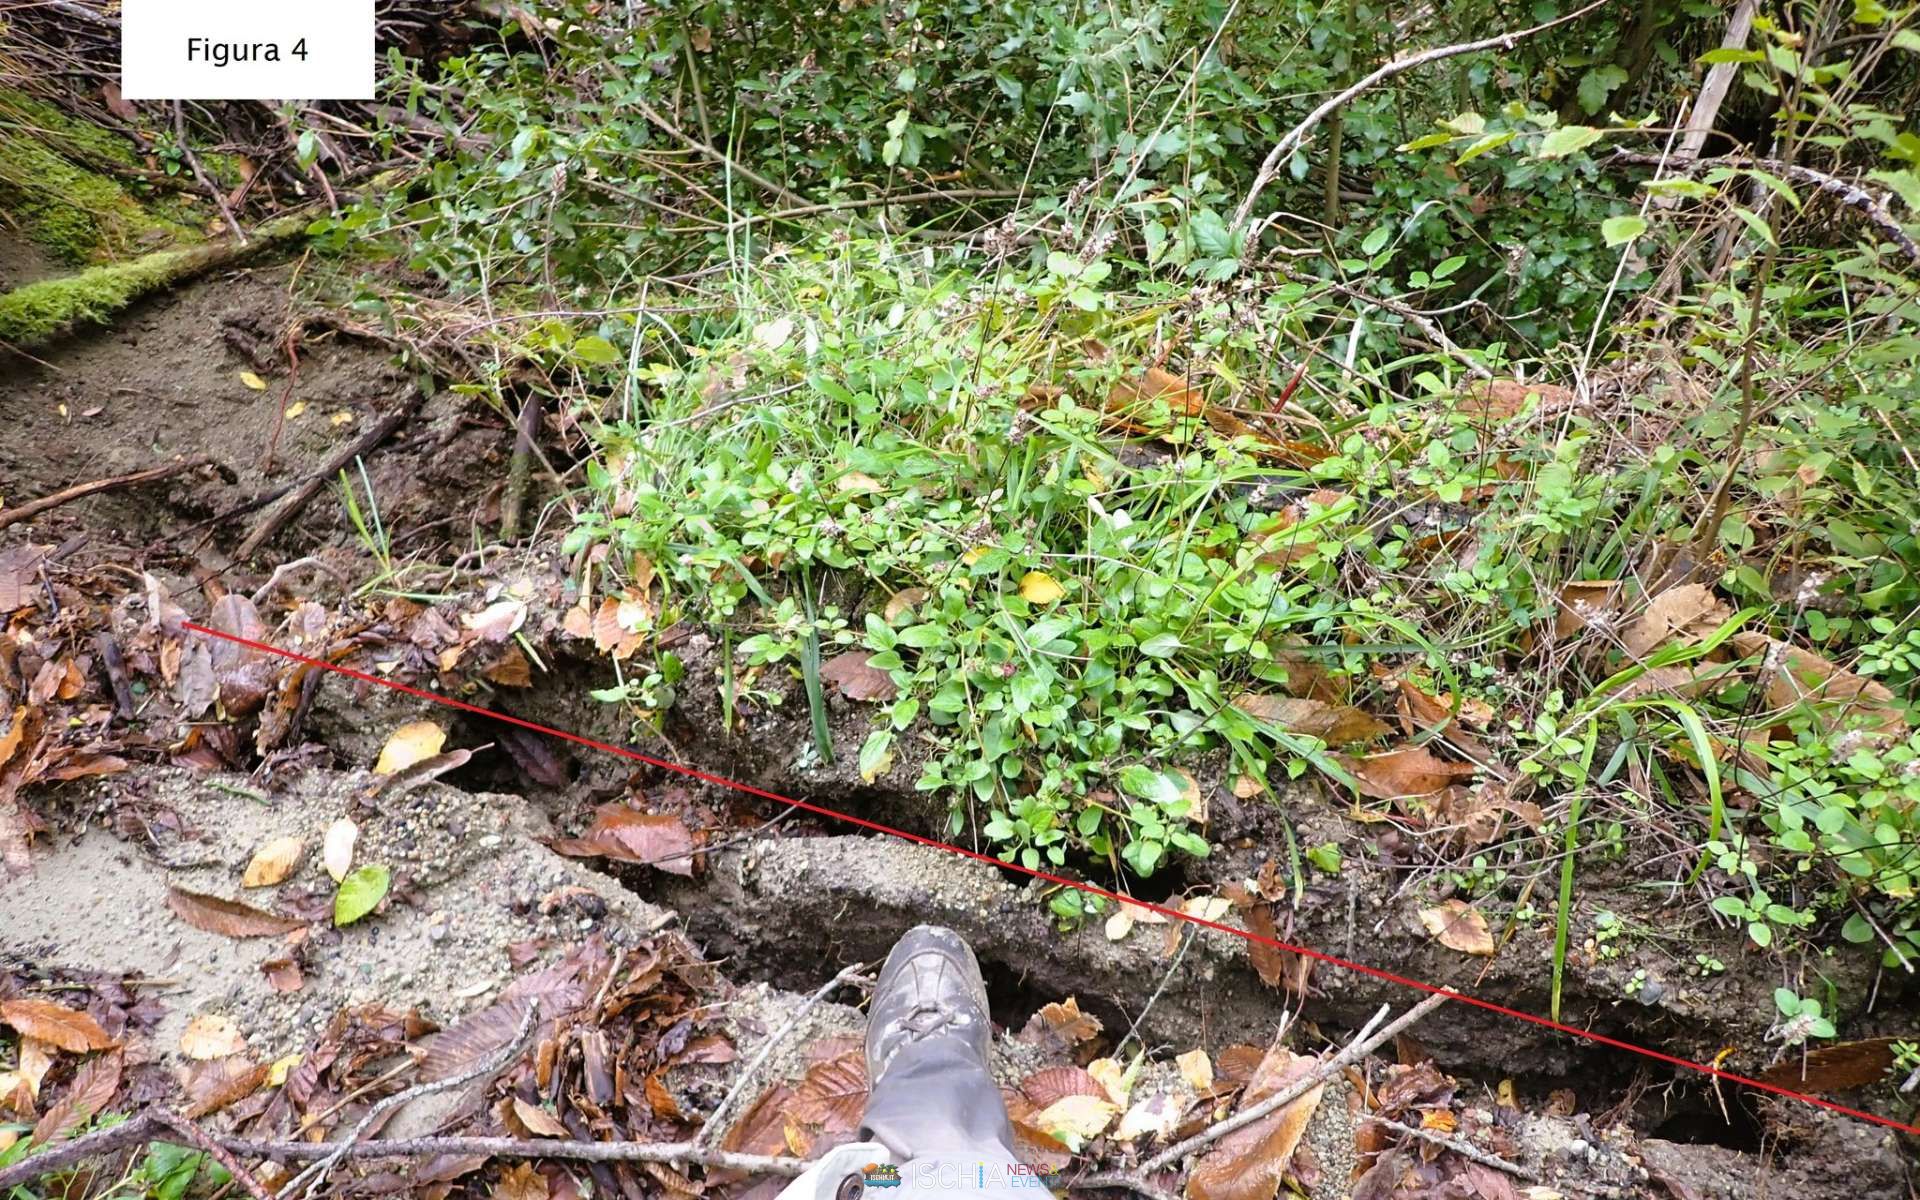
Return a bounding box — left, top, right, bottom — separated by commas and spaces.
510, 1097, 569, 1138
183, 1056, 268, 1118
0, 998, 115, 1053
32, 1050, 122, 1145
789, 1051, 868, 1133
1621, 583, 1730, 659
1734, 632, 1907, 736
549, 805, 696, 876
1020, 1065, 1107, 1108
720, 1083, 796, 1157
261, 957, 304, 993
1186, 1042, 1324, 1200
1754, 1036, 1901, 1092
1342, 746, 1477, 800
418, 998, 536, 1083
1417, 900, 1495, 956
1240, 902, 1311, 995
493, 1162, 549, 1200
1554, 580, 1620, 638
1233, 693, 1389, 746
166, 887, 307, 938
242, 836, 304, 887
818, 651, 898, 702
484, 645, 534, 687
1017, 996, 1102, 1056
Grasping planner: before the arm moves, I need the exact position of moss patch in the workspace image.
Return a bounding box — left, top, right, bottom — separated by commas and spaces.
0, 90, 199, 264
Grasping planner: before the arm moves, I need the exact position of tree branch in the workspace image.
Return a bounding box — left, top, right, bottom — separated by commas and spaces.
1230, 0, 1614, 237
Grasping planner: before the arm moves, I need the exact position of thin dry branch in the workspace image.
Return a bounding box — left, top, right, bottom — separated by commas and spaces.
0, 456, 212, 533
1230, 0, 1614, 237
1613, 150, 1920, 267
1080, 990, 1452, 1195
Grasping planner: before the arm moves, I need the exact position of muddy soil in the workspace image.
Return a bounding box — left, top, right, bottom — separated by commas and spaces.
3, 247, 1916, 1199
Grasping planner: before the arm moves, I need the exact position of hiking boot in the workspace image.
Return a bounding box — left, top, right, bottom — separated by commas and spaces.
865, 924, 993, 1081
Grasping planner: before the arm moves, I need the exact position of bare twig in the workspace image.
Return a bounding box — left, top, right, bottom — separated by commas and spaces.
1231, 0, 1613, 235
278, 999, 541, 1198
0, 1111, 809, 1192
1080, 991, 1451, 1195
235, 390, 420, 560
0, 455, 212, 533
1612, 150, 1920, 267
151, 1112, 276, 1200
250, 555, 347, 605
173, 101, 245, 241
1371, 1116, 1539, 1181
630, 99, 811, 210
693, 959, 871, 1153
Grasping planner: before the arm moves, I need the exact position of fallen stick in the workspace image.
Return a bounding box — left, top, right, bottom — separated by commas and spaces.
693, 959, 872, 1153
0, 455, 212, 533
1371, 1116, 1538, 1181
1079, 991, 1451, 1195
0, 1113, 806, 1193
235, 389, 421, 560
278, 999, 540, 1198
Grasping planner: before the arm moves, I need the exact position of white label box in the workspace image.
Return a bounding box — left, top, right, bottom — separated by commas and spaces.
121, 0, 375, 100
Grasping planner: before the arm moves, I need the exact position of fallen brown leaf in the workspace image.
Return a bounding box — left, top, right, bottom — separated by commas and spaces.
1734, 632, 1907, 736
166, 887, 307, 938
1417, 900, 1495, 956
494, 1162, 550, 1200
1554, 580, 1621, 639
1621, 583, 1730, 659
1343, 746, 1477, 799
818, 651, 898, 702
463, 598, 529, 643
549, 804, 696, 875
789, 1050, 868, 1133
1754, 1036, 1900, 1092
0, 998, 115, 1053
1234, 693, 1389, 746
510, 1097, 569, 1137
242, 836, 304, 887
31, 1050, 121, 1145
1021, 1065, 1108, 1108
1186, 1041, 1324, 1200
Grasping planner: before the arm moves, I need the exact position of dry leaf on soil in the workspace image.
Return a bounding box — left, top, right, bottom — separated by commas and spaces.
1233, 693, 1389, 746
1342, 746, 1478, 799
1186, 1042, 1324, 1200
462, 598, 529, 643
1176, 1049, 1214, 1092
494, 1162, 549, 1200
322, 817, 358, 881
374, 720, 447, 775
242, 836, 304, 887
1417, 900, 1495, 956
0, 998, 115, 1053
549, 804, 696, 875
789, 1050, 868, 1132
1554, 580, 1621, 639
510, 1097, 569, 1137
1734, 632, 1907, 736
31, 1049, 121, 1145
179, 1014, 248, 1060
818, 651, 898, 702
1620, 584, 1730, 659
166, 887, 307, 938
1032, 1093, 1118, 1144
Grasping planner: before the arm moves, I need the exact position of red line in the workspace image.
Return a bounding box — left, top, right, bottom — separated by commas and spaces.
184, 620, 1918, 1136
